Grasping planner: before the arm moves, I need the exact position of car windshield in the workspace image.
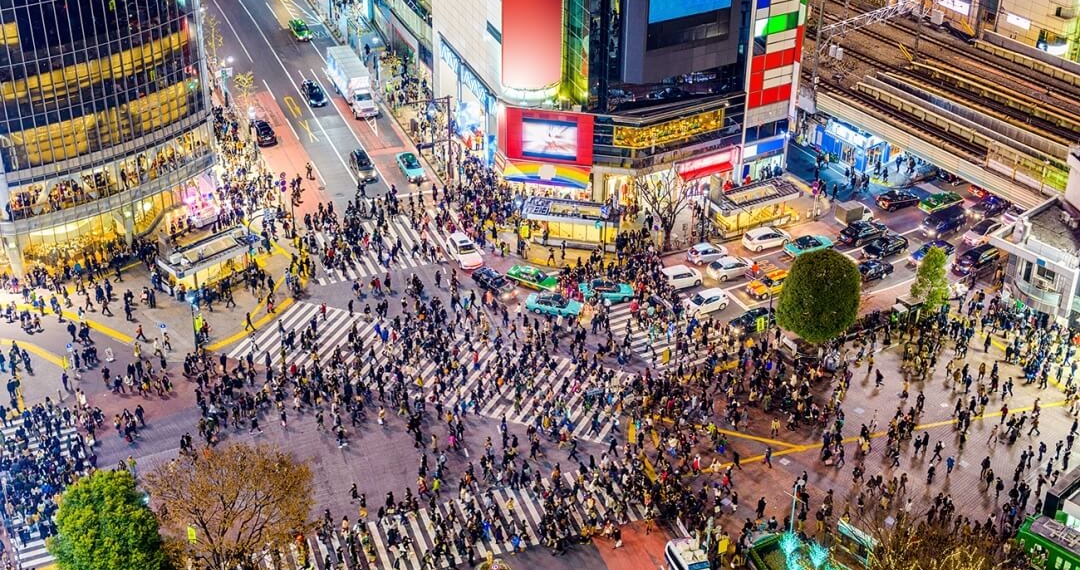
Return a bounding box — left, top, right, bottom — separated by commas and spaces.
401, 154, 420, 169
795, 237, 817, 247
544, 295, 566, 306
293, 21, 308, 32
457, 241, 476, 254
973, 220, 996, 233
690, 293, 706, 305
759, 276, 776, 286
355, 92, 373, 102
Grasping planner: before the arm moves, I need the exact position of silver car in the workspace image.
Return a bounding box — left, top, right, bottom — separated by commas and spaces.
706, 256, 752, 282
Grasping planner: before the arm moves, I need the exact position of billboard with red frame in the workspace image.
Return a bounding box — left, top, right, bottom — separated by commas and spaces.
502, 107, 595, 167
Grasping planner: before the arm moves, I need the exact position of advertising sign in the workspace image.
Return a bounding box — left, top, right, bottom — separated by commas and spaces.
502, 107, 595, 167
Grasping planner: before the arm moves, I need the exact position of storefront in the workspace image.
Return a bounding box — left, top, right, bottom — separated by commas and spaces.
705, 177, 801, 239
156, 226, 257, 295
436, 35, 497, 165
520, 196, 617, 250
740, 135, 788, 182
812, 119, 891, 174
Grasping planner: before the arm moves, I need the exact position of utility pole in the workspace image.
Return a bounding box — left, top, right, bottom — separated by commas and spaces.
403, 95, 455, 182
811, 0, 827, 113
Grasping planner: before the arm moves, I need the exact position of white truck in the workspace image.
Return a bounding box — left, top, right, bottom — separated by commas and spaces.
326, 46, 379, 119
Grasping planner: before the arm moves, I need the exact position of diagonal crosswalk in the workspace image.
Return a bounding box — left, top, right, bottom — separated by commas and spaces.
258, 471, 645, 570
226, 302, 629, 443
308, 216, 450, 286
1, 418, 83, 570
605, 303, 719, 370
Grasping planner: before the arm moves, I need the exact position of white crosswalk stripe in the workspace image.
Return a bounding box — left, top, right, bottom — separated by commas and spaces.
296, 478, 643, 570
605, 303, 715, 369
309, 216, 450, 286
225, 301, 382, 369
1, 418, 83, 570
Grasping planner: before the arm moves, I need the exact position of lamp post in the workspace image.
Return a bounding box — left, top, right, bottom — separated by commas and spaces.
402, 95, 454, 181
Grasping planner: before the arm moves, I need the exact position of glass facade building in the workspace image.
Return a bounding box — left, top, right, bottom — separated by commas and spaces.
0, 0, 213, 276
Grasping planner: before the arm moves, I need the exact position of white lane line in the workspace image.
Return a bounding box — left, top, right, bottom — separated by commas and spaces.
261, 79, 275, 100
232, 0, 358, 186
210, 0, 255, 62
308, 67, 391, 185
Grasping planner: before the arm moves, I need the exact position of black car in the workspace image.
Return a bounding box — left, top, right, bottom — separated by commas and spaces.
858, 259, 894, 282
838, 220, 888, 246
863, 234, 909, 259
253, 120, 277, 147
953, 244, 1000, 276
968, 195, 1011, 220
471, 267, 514, 298
350, 148, 377, 182
302, 79, 327, 107
728, 307, 775, 335
875, 189, 920, 212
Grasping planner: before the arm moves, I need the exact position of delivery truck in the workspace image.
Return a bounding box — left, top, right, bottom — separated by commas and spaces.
326, 46, 379, 119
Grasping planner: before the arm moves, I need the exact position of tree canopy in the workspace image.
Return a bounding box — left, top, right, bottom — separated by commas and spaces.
49, 470, 168, 570
909, 246, 951, 313
145, 443, 313, 570
776, 248, 861, 343
853, 509, 1027, 570
633, 168, 696, 249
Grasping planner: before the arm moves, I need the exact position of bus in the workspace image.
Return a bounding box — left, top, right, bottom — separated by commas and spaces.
665, 538, 710, 570
1016, 516, 1080, 570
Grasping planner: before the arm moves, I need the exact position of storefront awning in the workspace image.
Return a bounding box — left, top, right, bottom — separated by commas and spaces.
676, 148, 738, 181
503, 158, 591, 189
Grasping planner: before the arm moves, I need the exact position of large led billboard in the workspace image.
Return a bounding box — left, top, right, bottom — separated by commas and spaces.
502, 0, 564, 90
502, 107, 594, 166
649, 0, 733, 24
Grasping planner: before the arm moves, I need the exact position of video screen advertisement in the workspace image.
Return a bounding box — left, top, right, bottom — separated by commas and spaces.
501, 107, 595, 167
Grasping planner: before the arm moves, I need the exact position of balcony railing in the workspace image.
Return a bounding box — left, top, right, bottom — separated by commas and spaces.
1013, 276, 1063, 309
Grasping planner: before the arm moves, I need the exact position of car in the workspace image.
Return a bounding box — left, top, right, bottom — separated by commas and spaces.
506, 265, 559, 291
962, 219, 1003, 246
728, 307, 775, 334
683, 288, 730, 316
746, 269, 788, 300
525, 292, 583, 317
302, 79, 327, 107
783, 235, 834, 258
253, 120, 277, 147
967, 184, 990, 199
471, 267, 514, 299
876, 189, 921, 212
686, 242, 728, 265
838, 220, 888, 247
350, 148, 377, 182
706, 256, 752, 282
920, 204, 967, 238
289, 19, 312, 41
578, 278, 634, 305
953, 244, 1000, 276
858, 259, 895, 282
447, 231, 483, 270
741, 226, 790, 252
909, 240, 956, 267
968, 195, 1011, 221
862, 234, 909, 259
918, 191, 964, 213
1002, 204, 1025, 226
396, 152, 425, 184
661, 264, 703, 290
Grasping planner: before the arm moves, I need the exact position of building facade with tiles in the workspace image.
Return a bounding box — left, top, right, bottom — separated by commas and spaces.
0, 0, 215, 277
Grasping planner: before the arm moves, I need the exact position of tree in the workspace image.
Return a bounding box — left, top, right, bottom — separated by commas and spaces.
776, 248, 861, 343
49, 470, 168, 570
202, 12, 224, 69
230, 71, 255, 107
909, 246, 950, 313
633, 168, 696, 250
145, 443, 314, 570
850, 508, 1027, 570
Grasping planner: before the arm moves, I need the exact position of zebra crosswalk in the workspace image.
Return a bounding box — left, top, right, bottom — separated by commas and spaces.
227, 302, 628, 443
309, 216, 448, 286
1, 418, 83, 570
258, 470, 645, 570
606, 303, 716, 370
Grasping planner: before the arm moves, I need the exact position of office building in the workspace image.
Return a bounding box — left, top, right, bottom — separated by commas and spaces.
0, 0, 214, 276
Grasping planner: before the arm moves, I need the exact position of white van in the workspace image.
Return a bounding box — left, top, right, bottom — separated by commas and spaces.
661, 264, 703, 290
665, 538, 710, 570
448, 232, 484, 270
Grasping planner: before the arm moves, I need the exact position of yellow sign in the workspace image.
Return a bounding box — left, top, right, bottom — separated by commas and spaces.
187, 525, 197, 544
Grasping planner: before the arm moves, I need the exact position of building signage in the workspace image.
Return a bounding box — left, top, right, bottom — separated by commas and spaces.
676, 148, 738, 181
502, 106, 595, 167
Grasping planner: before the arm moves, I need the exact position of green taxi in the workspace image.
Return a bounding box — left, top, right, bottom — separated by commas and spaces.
506, 265, 558, 291
289, 19, 313, 41
918, 191, 963, 213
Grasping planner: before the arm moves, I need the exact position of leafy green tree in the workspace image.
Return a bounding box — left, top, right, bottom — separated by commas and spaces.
776, 248, 861, 343
49, 470, 167, 570
910, 246, 950, 313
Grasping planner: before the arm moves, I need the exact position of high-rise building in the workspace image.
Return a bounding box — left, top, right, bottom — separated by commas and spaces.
425, 0, 803, 241
0, 0, 214, 276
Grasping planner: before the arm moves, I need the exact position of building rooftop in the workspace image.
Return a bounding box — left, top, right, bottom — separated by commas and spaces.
1028, 202, 1080, 257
